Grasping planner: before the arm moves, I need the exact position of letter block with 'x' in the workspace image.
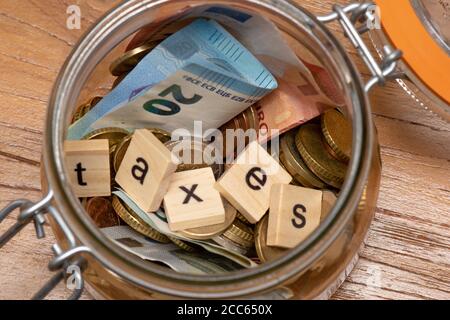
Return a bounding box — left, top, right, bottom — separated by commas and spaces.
215, 141, 292, 224
163, 167, 225, 231
116, 129, 179, 212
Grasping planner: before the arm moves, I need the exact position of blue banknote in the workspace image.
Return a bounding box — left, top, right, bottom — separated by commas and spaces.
68, 18, 277, 139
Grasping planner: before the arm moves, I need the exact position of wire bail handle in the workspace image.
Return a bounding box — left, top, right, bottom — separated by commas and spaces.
0, 190, 92, 300
317, 1, 403, 92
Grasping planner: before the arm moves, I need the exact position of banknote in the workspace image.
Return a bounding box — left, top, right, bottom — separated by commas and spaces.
68, 18, 277, 139
139, 5, 342, 106
113, 189, 257, 268
102, 225, 243, 274
187, 6, 344, 141
256, 78, 330, 143
135, 5, 344, 141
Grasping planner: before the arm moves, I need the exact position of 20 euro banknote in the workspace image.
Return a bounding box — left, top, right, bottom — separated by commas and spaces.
68, 18, 277, 139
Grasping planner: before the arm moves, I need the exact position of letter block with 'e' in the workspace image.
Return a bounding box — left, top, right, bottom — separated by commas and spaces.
64, 139, 111, 197
163, 167, 225, 231
215, 141, 292, 224
115, 129, 179, 212
267, 184, 322, 248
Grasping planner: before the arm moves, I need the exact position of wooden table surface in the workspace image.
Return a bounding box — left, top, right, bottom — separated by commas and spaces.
0, 0, 448, 300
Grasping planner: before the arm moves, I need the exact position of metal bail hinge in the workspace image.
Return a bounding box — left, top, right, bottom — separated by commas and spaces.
0, 191, 92, 300
317, 1, 403, 92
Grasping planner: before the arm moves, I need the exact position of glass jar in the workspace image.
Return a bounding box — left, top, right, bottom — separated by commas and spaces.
1, 0, 395, 299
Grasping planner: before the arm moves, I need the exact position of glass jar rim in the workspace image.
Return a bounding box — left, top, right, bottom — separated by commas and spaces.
43, 0, 373, 298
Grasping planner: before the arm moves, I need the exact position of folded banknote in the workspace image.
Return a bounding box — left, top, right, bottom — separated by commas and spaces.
102, 225, 243, 274
68, 18, 277, 139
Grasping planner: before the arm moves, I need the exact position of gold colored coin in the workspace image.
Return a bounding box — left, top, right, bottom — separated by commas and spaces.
109, 41, 161, 76
223, 219, 254, 249
295, 124, 347, 189
280, 130, 327, 189
246, 106, 258, 130
85, 197, 121, 228
254, 214, 287, 263
236, 212, 251, 225
164, 140, 223, 179
83, 127, 130, 181
82, 127, 130, 148
112, 128, 171, 172
168, 237, 197, 252
111, 195, 170, 243
113, 135, 132, 172
71, 96, 102, 124
177, 200, 237, 240
212, 234, 251, 256
321, 109, 352, 163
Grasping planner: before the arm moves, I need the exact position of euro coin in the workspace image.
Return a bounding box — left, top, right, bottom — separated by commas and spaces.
212, 234, 252, 256
71, 96, 102, 123
82, 127, 130, 149
280, 130, 327, 189
109, 41, 161, 76
164, 140, 224, 179
321, 109, 352, 163
236, 212, 251, 225
295, 124, 347, 189
254, 214, 287, 263
111, 195, 170, 243
168, 237, 197, 252
177, 200, 236, 240
223, 219, 254, 249
85, 197, 120, 228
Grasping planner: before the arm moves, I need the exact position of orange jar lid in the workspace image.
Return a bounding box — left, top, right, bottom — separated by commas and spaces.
375, 0, 450, 104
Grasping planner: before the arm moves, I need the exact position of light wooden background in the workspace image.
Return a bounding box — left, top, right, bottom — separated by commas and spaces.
0, 0, 448, 300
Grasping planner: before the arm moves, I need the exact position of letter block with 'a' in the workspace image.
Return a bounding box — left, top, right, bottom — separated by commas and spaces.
215, 141, 292, 224
115, 129, 179, 212
267, 184, 322, 248
64, 139, 111, 197
163, 167, 225, 231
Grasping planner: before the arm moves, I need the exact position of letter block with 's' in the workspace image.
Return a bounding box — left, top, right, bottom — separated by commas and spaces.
215, 141, 292, 224
64, 139, 111, 197
267, 184, 322, 248
115, 129, 179, 212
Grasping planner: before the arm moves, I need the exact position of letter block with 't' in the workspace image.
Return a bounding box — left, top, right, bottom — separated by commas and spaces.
115, 129, 179, 212
267, 184, 322, 248
215, 141, 292, 224
64, 139, 111, 197
163, 167, 225, 231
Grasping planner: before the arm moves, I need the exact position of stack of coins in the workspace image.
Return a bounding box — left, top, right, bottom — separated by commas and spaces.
279, 108, 351, 190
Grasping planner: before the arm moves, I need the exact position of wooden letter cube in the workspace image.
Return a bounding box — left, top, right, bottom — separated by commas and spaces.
115, 129, 179, 212
64, 139, 111, 197
215, 141, 292, 224
163, 167, 225, 231
267, 184, 322, 248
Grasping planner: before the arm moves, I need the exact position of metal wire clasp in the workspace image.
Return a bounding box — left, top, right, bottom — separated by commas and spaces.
0, 190, 92, 300
317, 1, 402, 92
